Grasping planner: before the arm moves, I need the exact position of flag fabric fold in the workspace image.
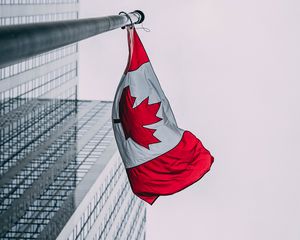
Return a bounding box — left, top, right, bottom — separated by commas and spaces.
112, 27, 213, 205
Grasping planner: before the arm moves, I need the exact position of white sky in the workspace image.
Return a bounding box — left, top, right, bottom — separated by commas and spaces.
79, 1, 300, 239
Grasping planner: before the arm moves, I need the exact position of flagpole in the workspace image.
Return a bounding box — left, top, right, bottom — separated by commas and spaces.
0, 10, 144, 68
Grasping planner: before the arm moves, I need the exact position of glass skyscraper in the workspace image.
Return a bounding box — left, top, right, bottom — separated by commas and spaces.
0, 2, 146, 240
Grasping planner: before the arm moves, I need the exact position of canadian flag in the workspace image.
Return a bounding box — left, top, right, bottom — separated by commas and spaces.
112, 27, 214, 204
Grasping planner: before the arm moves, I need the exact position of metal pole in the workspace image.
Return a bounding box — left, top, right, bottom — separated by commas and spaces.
0, 10, 145, 68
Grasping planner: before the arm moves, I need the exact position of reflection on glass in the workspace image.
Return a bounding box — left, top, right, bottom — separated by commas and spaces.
0, 95, 120, 239
0, 96, 78, 239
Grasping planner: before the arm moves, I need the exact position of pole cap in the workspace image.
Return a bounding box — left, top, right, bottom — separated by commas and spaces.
132, 10, 145, 24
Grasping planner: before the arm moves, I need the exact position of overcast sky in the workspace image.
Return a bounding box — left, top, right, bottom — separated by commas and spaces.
79, 1, 300, 239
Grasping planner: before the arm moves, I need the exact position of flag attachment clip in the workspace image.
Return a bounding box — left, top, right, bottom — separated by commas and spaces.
113, 119, 121, 124
119, 11, 133, 29
119, 10, 145, 29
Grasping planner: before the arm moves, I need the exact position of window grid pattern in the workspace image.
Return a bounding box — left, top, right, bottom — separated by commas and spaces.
0, 101, 110, 209
0, 1, 81, 238
4, 128, 113, 239
0, 44, 77, 81
0, 61, 77, 116
0, 12, 78, 26
0, 101, 115, 239
97, 184, 133, 240
0, 119, 77, 213
135, 210, 146, 240
3, 130, 77, 239
73, 161, 126, 240
75, 123, 114, 184
124, 201, 145, 240
0, 62, 77, 171
68, 156, 146, 240
0, 95, 76, 176
113, 196, 146, 240
0, 0, 78, 5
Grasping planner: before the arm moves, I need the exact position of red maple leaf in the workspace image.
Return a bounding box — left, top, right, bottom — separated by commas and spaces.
119, 86, 162, 149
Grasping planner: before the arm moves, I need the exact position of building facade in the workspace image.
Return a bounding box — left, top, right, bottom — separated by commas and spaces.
0, 2, 146, 239
56, 101, 146, 240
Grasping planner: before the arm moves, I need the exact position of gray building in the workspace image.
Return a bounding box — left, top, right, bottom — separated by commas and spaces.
0, 2, 146, 239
